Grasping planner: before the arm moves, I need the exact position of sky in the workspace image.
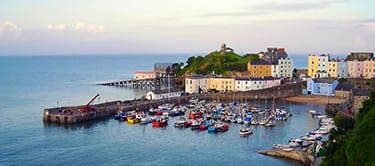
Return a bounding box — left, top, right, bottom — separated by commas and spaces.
0, 0, 374, 55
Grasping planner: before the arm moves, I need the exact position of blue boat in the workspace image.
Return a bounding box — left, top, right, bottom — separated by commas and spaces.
208, 126, 217, 133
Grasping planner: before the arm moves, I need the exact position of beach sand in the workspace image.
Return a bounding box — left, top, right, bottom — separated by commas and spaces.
282, 95, 347, 105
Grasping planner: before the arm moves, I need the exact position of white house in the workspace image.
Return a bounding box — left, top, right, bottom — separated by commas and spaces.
271, 64, 279, 78
185, 75, 209, 94
317, 55, 329, 78
146, 89, 181, 100
235, 78, 253, 91
278, 57, 293, 78
234, 77, 283, 92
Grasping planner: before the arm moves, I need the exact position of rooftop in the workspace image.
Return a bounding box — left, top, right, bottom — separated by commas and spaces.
249, 60, 272, 65
353, 88, 371, 96
335, 82, 353, 91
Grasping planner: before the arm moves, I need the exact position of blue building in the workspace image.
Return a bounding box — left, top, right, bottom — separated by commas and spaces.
338, 60, 348, 78
307, 78, 339, 96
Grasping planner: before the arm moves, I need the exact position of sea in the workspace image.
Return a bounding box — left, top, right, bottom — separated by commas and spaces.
0, 54, 325, 166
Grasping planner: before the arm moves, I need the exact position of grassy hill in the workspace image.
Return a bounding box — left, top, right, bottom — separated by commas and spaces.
177, 51, 259, 76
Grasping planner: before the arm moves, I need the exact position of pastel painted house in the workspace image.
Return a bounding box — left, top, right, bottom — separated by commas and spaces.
185, 75, 209, 94
347, 60, 364, 78
134, 71, 156, 80
235, 77, 280, 91
307, 78, 339, 96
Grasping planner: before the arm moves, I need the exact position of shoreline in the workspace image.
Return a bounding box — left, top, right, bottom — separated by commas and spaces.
282, 95, 347, 105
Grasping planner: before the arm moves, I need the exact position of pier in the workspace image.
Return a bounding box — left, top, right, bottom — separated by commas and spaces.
97, 78, 160, 88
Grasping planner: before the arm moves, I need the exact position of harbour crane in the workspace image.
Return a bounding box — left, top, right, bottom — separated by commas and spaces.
81, 94, 100, 112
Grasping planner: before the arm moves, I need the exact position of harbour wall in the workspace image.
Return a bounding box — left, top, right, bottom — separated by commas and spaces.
43, 82, 305, 125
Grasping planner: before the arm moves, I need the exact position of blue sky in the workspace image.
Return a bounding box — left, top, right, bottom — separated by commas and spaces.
0, 0, 374, 55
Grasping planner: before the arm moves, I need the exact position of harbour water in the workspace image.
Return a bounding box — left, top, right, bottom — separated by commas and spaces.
0, 54, 325, 165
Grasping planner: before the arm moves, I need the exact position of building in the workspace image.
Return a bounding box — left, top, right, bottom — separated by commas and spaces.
334, 82, 353, 99
208, 76, 235, 92
349, 52, 374, 61
352, 89, 371, 116
264, 47, 288, 64
134, 71, 156, 80
185, 75, 209, 94
145, 89, 181, 100
235, 77, 253, 91
271, 64, 279, 78
220, 43, 234, 55
364, 59, 375, 79
247, 60, 272, 78
337, 60, 348, 78
306, 78, 339, 96
308, 54, 329, 78
328, 60, 338, 78
278, 57, 293, 78
347, 60, 364, 78
154, 63, 178, 77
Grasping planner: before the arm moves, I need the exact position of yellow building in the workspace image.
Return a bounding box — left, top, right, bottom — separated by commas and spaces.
328, 61, 338, 78
247, 61, 272, 78
308, 55, 329, 78
308, 55, 319, 78
364, 59, 375, 79
208, 77, 235, 92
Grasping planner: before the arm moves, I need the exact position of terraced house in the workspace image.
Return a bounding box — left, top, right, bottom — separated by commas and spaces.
208, 76, 235, 92
364, 59, 375, 78
185, 75, 209, 94
347, 60, 364, 78
247, 60, 272, 78
278, 57, 293, 78
308, 54, 329, 78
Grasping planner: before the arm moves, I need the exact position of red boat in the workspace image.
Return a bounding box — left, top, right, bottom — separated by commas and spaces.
152, 120, 168, 127
217, 124, 230, 132
199, 125, 208, 130
189, 111, 203, 119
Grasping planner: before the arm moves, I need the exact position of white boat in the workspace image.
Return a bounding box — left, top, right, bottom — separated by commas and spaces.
316, 115, 327, 119
265, 120, 276, 127
309, 110, 316, 114
240, 128, 253, 136
282, 148, 294, 152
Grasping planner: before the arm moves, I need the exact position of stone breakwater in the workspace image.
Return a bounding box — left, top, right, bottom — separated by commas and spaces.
258, 149, 314, 166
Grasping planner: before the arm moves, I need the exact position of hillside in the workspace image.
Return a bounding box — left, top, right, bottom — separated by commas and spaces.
177, 51, 259, 76
322, 91, 375, 165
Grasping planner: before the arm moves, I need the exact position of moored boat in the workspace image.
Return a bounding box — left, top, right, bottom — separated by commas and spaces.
239, 128, 253, 136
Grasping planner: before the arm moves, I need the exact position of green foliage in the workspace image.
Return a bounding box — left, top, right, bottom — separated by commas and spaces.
338, 78, 347, 83
322, 91, 375, 166
177, 51, 259, 76
346, 92, 375, 166
334, 114, 355, 132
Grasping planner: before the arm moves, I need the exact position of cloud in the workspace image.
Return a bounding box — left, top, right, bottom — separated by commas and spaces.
197, 11, 269, 18
0, 21, 19, 33
46, 22, 104, 33
75, 22, 104, 33
247, 0, 348, 12
0, 21, 23, 41
47, 24, 66, 31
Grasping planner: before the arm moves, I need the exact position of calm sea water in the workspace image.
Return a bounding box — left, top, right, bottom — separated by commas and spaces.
0, 54, 324, 166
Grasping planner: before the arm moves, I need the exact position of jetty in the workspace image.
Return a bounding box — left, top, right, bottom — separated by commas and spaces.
97, 78, 160, 89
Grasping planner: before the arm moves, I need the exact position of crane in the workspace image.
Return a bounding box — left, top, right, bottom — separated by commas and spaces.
81, 94, 100, 112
